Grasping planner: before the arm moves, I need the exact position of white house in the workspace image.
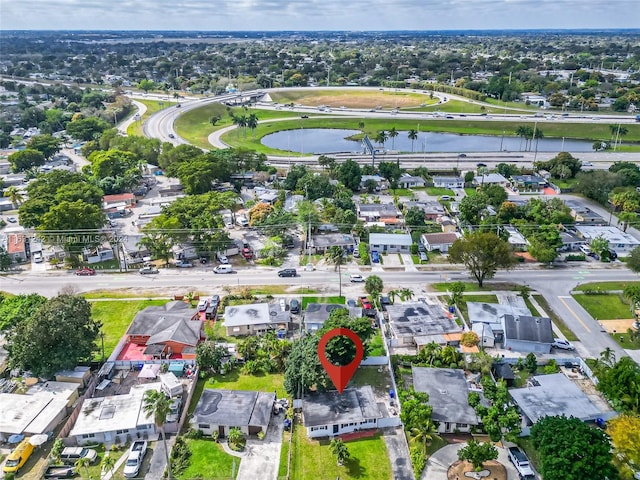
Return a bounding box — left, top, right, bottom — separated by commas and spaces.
420, 232, 461, 253
369, 233, 413, 254
398, 173, 426, 188
433, 176, 464, 189
575, 225, 640, 257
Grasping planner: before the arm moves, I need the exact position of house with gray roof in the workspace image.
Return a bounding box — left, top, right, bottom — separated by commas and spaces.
502, 314, 553, 353
473, 173, 509, 187
356, 203, 401, 224
369, 233, 412, 254
398, 173, 426, 188
191, 389, 274, 437
433, 176, 464, 189
302, 386, 384, 438
420, 232, 460, 253
304, 304, 363, 332
412, 367, 479, 433
309, 233, 356, 254
386, 301, 462, 347
124, 301, 202, 360
223, 302, 291, 337
404, 201, 445, 220
467, 302, 531, 343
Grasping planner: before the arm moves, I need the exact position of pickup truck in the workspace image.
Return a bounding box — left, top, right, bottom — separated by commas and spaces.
508, 446, 535, 479
123, 441, 147, 478
44, 465, 76, 478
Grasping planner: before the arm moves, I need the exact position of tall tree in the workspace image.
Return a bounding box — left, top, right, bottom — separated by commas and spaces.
606, 413, 640, 478
457, 440, 498, 471
388, 127, 399, 150
8, 148, 45, 172
365, 275, 384, 296
143, 390, 173, 479
627, 246, 640, 274
448, 232, 516, 287
6, 294, 101, 377
324, 245, 346, 272
336, 159, 362, 192
3, 186, 25, 208
26, 134, 62, 159
407, 129, 418, 152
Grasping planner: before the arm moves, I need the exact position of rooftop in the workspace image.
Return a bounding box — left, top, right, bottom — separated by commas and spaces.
509, 373, 609, 423
503, 314, 554, 344
386, 301, 460, 338
303, 386, 382, 427
412, 368, 478, 425
575, 225, 640, 246
369, 233, 413, 246
467, 302, 530, 327
311, 233, 356, 249
192, 389, 274, 427
223, 302, 290, 328
127, 301, 201, 347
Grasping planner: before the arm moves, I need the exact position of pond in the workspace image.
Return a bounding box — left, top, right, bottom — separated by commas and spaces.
261, 128, 595, 154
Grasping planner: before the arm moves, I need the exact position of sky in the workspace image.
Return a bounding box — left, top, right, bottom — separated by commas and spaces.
1, 0, 639, 31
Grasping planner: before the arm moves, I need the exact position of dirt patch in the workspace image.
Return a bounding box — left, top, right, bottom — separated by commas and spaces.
271, 90, 426, 109
599, 319, 636, 332
448, 460, 507, 480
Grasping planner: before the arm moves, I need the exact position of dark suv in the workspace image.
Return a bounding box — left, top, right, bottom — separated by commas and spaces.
278, 268, 297, 277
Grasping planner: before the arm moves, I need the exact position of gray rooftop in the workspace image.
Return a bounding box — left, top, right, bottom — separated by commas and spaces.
127, 301, 201, 346
412, 368, 478, 425
467, 302, 530, 327
386, 302, 461, 338
503, 314, 554, 344
223, 303, 290, 328
369, 233, 413, 246
192, 389, 274, 427
303, 386, 381, 427
311, 233, 356, 249
474, 173, 508, 184
509, 373, 607, 423
404, 201, 445, 215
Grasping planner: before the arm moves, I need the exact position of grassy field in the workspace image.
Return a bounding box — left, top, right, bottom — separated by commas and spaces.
270, 89, 431, 109
301, 296, 346, 309
367, 330, 386, 356
611, 332, 640, 349
573, 281, 639, 292
289, 423, 392, 480
90, 299, 168, 360
178, 439, 238, 480
572, 293, 633, 320
426, 187, 455, 196
204, 371, 286, 397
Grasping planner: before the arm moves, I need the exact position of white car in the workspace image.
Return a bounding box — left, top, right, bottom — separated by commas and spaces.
552, 339, 575, 350
350, 274, 365, 283
216, 253, 229, 264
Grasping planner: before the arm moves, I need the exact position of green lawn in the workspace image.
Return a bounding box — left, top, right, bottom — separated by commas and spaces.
429, 281, 520, 292
204, 371, 286, 397
90, 299, 168, 360
572, 293, 633, 320
349, 366, 393, 394
611, 332, 640, 350
426, 187, 455, 196
532, 294, 578, 341
366, 331, 386, 357
178, 439, 238, 480
301, 296, 346, 309
290, 424, 392, 480
574, 281, 640, 292
279, 430, 292, 479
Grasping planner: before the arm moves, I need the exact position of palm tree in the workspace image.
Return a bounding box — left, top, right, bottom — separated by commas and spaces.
515, 126, 528, 151
3, 186, 24, 208
143, 389, 173, 479
247, 113, 259, 137
325, 245, 345, 272
623, 285, 640, 313
75, 457, 91, 479
358, 121, 365, 131
599, 347, 617, 369
101, 453, 116, 478
375, 130, 388, 149
410, 419, 439, 451
329, 438, 350, 466
388, 127, 399, 150
387, 289, 401, 304
407, 129, 418, 152
399, 288, 414, 301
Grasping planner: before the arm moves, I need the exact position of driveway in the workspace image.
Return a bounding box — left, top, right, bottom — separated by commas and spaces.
422, 443, 522, 480
382, 426, 415, 480
236, 415, 284, 480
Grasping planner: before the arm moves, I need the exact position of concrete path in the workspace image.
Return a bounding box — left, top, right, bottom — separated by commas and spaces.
382, 426, 415, 480
401, 253, 418, 272
236, 416, 284, 480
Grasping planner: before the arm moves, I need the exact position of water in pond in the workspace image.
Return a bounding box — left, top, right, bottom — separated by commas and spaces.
261, 128, 595, 154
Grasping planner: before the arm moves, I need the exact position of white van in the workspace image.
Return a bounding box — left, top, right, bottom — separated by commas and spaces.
32, 251, 43, 263
213, 265, 233, 274
236, 216, 249, 227
579, 244, 591, 255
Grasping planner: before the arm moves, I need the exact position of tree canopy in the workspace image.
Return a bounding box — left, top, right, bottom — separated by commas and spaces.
448, 232, 515, 287
7, 294, 101, 377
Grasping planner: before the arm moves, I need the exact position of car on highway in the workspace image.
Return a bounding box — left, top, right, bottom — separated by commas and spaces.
300, 115, 309, 118
278, 268, 297, 278
213, 265, 233, 274
551, 339, 575, 350
168, 133, 175, 139
350, 274, 365, 283
476, 162, 487, 167
582, 161, 593, 166
75, 267, 96, 276
139, 266, 159, 275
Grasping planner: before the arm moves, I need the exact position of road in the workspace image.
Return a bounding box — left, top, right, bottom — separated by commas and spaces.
3, 264, 638, 360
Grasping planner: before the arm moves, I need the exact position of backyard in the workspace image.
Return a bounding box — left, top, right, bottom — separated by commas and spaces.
177, 439, 238, 480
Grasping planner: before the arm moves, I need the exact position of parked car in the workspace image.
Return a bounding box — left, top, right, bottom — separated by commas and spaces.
278, 268, 297, 277
60, 447, 98, 465
75, 267, 96, 276
359, 296, 372, 310
350, 274, 365, 283
419, 252, 428, 262
32, 251, 43, 263
167, 397, 182, 423
371, 251, 380, 263
213, 265, 233, 274
175, 260, 193, 268
7, 216, 17, 223
197, 299, 209, 311
551, 339, 575, 350
216, 252, 229, 264
3, 439, 35, 474
44, 465, 76, 478
290, 299, 300, 314
507, 446, 535, 480
347, 299, 357, 308
242, 247, 253, 259
417, 243, 426, 252
210, 295, 220, 310
139, 266, 159, 275
123, 441, 147, 478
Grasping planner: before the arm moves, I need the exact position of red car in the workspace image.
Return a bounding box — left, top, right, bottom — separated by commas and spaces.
241, 247, 253, 259
75, 267, 96, 276
359, 296, 372, 310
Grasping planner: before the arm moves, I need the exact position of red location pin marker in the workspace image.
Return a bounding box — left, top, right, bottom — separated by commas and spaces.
317, 327, 364, 394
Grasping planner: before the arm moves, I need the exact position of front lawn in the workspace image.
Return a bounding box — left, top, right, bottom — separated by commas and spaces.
572, 293, 632, 320
611, 332, 640, 350
301, 296, 346, 309
204, 370, 286, 397
428, 282, 519, 292
574, 281, 640, 292
178, 439, 238, 480
290, 423, 392, 480
426, 187, 455, 196
90, 299, 168, 360
533, 294, 578, 341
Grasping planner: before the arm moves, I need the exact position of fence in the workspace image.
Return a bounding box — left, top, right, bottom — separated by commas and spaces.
58, 373, 101, 443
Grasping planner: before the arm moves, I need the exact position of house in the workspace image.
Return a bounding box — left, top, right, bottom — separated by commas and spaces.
191, 389, 274, 437
356, 203, 401, 225
304, 304, 362, 332
3, 233, 27, 262
492, 362, 516, 387
103, 193, 136, 209
0, 382, 79, 441
566, 201, 604, 224
82, 245, 115, 264
398, 173, 425, 188
122, 301, 203, 361
385, 301, 462, 348
69, 383, 161, 446
420, 232, 460, 253
404, 201, 445, 220
121, 235, 149, 264
437, 216, 457, 233
473, 173, 509, 187
509, 373, 615, 434
302, 386, 384, 438
412, 368, 479, 433
433, 176, 464, 189
575, 225, 640, 256
502, 314, 553, 354
467, 302, 531, 343
369, 233, 412, 254
510, 175, 547, 192
308, 233, 356, 255
360, 174, 387, 191
172, 243, 199, 261
472, 323, 495, 348
223, 303, 291, 337
559, 229, 584, 251
504, 226, 528, 249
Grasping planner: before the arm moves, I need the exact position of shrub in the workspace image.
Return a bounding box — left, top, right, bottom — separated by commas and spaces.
543, 359, 558, 374
410, 445, 426, 476
185, 428, 204, 439
461, 331, 480, 347
566, 254, 586, 261
169, 436, 192, 476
